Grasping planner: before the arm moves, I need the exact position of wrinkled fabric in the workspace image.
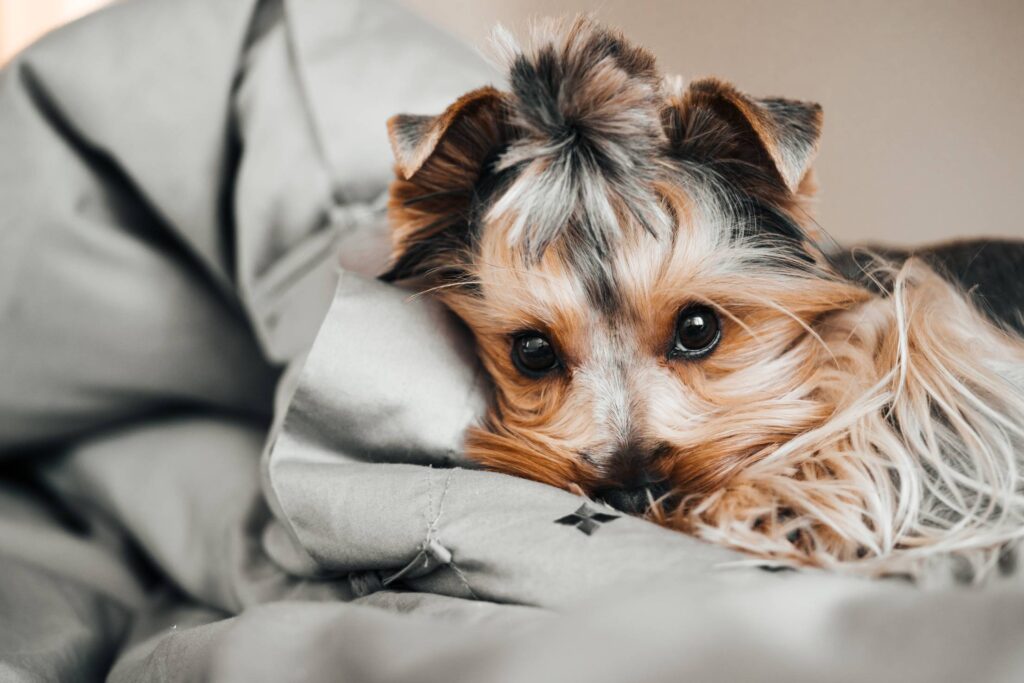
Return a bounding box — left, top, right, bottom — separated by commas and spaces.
104, 578, 1024, 683
3, 1, 1024, 682
263, 272, 746, 608
0, 0, 278, 450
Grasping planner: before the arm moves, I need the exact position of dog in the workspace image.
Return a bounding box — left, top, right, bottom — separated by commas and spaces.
380, 17, 1024, 582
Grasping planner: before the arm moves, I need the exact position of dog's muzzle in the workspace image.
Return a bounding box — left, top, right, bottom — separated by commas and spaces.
595, 479, 672, 514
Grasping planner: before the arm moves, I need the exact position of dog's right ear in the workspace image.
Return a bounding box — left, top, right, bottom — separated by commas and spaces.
381, 87, 507, 283
662, 78, 822, 199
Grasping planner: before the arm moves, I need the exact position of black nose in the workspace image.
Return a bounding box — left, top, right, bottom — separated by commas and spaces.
595, 480, 672, 513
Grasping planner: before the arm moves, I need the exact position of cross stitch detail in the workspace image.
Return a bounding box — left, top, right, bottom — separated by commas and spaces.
555, 503, 620, 535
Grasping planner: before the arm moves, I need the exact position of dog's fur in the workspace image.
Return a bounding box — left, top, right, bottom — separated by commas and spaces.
381, 17, 1024, 581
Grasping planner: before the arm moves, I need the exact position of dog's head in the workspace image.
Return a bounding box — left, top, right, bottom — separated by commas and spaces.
381, 18, 1024, 576
381, 17, 861, 503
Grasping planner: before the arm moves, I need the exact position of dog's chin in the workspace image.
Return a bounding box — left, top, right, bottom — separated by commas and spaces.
464, 424, 682, 513
465, 425, 836, 564
466, 425, 728, 522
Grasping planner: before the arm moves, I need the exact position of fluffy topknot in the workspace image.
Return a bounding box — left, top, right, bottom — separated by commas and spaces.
384, 15, 826, 283
487, 17, 673, 259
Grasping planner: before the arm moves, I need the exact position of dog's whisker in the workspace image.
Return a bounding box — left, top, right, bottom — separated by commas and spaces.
405, 280, 480, 300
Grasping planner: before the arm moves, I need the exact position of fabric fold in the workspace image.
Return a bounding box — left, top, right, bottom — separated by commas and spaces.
263, 273, 747, 608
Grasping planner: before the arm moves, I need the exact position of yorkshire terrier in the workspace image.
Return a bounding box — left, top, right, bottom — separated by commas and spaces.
380, 17, 1024, 581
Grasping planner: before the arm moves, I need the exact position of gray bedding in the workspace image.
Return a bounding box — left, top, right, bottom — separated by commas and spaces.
2, 1, 1024, 681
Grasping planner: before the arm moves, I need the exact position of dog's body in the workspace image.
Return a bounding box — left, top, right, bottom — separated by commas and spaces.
837, 240, 1024, 335
381, 17, 1024, 581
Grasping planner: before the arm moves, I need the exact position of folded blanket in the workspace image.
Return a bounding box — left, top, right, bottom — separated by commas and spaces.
3, 1, 1024, 681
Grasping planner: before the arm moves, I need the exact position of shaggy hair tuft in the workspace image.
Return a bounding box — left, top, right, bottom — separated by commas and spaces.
487, 17, 673, 259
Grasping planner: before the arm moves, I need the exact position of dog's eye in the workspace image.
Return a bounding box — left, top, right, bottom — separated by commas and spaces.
671, 305, 721, 359
512, 333, 560, 377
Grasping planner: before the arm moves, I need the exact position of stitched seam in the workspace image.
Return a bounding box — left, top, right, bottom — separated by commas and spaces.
429, 469, 478, 600
422, 466, 436, 539
428, 468, 455, 530
447, 560, 478, 600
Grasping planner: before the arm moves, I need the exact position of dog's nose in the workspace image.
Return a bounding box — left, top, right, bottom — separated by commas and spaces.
594, 479, 672, 513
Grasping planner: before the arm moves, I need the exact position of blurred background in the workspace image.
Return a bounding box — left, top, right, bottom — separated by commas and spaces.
0, 0, 108, 62
2, 0, 1021, 246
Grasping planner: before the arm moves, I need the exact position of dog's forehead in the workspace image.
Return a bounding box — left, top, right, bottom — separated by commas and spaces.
472, 198, 731, 342
471, 163, 670, 316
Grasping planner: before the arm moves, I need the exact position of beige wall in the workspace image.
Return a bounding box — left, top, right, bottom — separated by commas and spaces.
400, 0, 1024, 247
4, 1, 1021, 246
0, 0, 111, 63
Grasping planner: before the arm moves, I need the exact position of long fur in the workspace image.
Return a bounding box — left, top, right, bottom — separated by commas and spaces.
383, 16, 1024, 584
681, 258, 1024, 582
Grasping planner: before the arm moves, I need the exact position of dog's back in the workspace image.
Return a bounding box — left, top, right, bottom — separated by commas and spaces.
837, 239, 1024, 335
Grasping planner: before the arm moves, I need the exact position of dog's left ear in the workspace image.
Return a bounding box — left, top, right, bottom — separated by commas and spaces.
663, 78, 822, 196
381, 87, 507, 283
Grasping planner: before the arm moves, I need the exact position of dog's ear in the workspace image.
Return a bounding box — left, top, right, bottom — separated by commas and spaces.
381, 87, 507, 283
662, 78, 822, 196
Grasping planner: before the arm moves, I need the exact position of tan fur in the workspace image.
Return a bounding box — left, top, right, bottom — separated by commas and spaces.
682, 261, 1024, 578
449, 191, 868, 497
383, 17, 1024, 583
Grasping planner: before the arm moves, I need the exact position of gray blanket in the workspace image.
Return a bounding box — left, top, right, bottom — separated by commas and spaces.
2, 1, 1023, 681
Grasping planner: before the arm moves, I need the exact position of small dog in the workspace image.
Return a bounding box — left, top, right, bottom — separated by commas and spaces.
381, 17, 1024, 581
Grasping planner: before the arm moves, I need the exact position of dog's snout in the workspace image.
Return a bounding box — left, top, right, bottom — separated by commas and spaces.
610, 440, 672, 469
594, 441, 675, 513
596, 479, 672, 514
611, 442, 656, 465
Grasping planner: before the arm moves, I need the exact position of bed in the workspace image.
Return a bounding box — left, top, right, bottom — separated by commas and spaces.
2, 1, 1023, 681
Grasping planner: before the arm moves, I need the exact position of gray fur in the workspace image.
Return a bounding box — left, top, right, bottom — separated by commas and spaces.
487, 18, 673, 262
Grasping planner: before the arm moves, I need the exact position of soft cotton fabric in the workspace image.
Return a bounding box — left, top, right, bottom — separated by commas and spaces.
2, 1, 1024, 681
